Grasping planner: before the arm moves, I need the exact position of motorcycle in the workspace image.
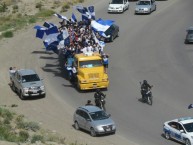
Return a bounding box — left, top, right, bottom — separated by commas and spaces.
95, 95, 106, 111
65, 65, 73, 81
140, 82, 153, 105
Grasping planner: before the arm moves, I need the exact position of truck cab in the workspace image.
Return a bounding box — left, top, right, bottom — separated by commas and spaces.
108, 0, 129, 13
74, 52, 109, 90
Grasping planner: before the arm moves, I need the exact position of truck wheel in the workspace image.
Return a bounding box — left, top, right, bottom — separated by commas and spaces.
19, 91, 25, 100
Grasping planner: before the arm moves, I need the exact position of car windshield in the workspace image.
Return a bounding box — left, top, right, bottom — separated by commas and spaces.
22, 74, 40, 83
105, 25, 115, 36
183, 122, 193, 132
138, 1, 150, 5
111, 0, 123, 4
90, 111, 109, 121
79, 60, 102, 68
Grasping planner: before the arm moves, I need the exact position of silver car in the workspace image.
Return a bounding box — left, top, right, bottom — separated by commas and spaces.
185, 27, 193, 44
135, 0, 156, 14
73, 106, 116, 136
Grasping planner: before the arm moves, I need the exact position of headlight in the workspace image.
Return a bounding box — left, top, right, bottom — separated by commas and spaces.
40, 86, 45, 90
96, 126, 104, 131
112, 124, 116, 130
119, 6, 123, 9
23, 88, 29, 92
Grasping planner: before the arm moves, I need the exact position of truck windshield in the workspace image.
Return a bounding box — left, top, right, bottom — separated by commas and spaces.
22, 74, 40, 83
111, 0, 123, 4
79, 60, 102, 68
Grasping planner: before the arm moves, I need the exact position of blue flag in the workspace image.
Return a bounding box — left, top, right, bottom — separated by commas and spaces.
71, 13, 77, 23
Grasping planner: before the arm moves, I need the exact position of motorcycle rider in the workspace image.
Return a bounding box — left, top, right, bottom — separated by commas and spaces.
141, 80, 153, 102
94, 89, 106, 109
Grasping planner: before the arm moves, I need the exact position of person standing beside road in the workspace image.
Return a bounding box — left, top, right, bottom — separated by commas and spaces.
102, 54, 109, 73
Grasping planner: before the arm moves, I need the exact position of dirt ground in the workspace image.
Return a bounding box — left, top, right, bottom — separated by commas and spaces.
0, 0, 137, 145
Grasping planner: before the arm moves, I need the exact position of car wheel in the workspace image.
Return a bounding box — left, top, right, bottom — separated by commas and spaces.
110, 36, 114, 42
19, 91, 25, 100
165, 132, 170, 140
185, 39, 189, 44
149, 9, 151, 14
185, 139, 191, 145
12, 83, 16, 92
90, 128, 96, 137
74, 121, 80, 130
41, 94, 46, 98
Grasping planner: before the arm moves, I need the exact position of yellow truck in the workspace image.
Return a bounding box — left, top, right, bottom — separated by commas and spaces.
74, 52, 109, 90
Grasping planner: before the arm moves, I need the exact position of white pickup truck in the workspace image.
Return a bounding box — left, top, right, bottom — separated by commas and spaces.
10, 69, 46, 100
108, 0, 129, 13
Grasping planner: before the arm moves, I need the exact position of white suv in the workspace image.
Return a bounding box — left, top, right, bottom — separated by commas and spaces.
108, 0, 129, 13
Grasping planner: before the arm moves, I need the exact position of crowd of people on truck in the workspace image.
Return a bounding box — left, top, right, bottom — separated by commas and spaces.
56, 18, 110, 82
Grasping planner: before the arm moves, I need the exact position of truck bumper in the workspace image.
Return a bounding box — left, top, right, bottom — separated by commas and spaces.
79, 81, 109, 90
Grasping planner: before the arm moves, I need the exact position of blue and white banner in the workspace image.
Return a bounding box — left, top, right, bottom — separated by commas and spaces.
91, 18, 114, 38
34, 25, 47, 39
92, 31, 105, 48
188, 104, 193, 109
54, 13, 69, 21
88, 6, 95, 20
43, 22, 56, 28
74, 5, 95, 21
57, 28, 69, 41
71, 13, 77, 23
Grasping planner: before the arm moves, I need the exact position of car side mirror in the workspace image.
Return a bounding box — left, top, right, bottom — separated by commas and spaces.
180, 130, 185, 133
86, 118, 91, 121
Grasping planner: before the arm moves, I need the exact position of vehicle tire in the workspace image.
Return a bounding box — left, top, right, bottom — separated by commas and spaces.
110, 36, 114, 42
19, 91, 25, 100
90, 128, 96, 137
149, 9, 151, 14
147, 96, 153, 105
117, 32, 119, 37
185, 39, 189, 44
41, 94, 46, 98
12, 83, 16, 92
165, 132, 170, 140
74, 121, 80, 130
185, 139, 191, 145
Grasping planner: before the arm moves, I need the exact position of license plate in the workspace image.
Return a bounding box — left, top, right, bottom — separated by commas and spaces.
106, 128, 111, 131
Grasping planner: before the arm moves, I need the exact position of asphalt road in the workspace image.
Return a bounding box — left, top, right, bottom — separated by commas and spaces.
45, 0, 193, 145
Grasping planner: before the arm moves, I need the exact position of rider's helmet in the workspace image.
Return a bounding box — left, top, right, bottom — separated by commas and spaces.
87, 100, 91, 104
143, 80, 147, 84
96, 89, 100, 93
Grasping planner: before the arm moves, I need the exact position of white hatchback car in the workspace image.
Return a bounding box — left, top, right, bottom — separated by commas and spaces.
108, 0, 129, 13
163, 117, 193, 145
